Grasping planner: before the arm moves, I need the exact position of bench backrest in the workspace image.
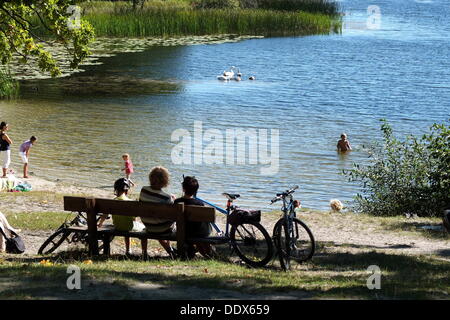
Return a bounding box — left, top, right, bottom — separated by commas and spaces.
63, 196, 216, 222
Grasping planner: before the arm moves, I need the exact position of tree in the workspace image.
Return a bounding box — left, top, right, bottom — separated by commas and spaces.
0, 0, 95, 77
346, 119, 450, 217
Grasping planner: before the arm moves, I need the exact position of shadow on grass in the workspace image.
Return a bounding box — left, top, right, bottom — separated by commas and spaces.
1, 248, 449, 299
384, 221, 449, 240
316, 241, 418, 251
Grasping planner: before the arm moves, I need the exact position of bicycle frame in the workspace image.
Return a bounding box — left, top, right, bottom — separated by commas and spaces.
195, 196, 236, 237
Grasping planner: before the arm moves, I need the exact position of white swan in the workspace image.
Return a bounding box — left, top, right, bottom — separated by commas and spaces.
217, 74, 230, 81
217, 66, 237, 81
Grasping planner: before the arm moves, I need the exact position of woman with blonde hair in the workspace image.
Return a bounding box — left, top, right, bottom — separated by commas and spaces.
139, 166, 177, 258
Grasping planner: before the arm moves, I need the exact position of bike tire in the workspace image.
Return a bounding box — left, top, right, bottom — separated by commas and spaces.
273, 217, 315, 270
273, 219, 291, 270
230, 221, 274, 268
38, 228, 71, 255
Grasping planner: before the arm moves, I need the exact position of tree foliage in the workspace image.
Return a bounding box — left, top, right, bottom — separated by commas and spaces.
0, 0, 95, 77
346, 119, 450, 217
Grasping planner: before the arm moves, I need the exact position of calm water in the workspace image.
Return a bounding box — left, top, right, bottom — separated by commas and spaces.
1, 0, 449, 210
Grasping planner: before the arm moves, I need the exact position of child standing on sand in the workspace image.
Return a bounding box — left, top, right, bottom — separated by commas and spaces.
122, 153, 135, 186
19, 136, 37, 178
337, 133, 352, 152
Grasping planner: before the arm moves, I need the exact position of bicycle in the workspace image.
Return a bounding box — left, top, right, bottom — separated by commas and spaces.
196, 192, 274, 268
38, 211, 108, 255
271, 185, 315, 271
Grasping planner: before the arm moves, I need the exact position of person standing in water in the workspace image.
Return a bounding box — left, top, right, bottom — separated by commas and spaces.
337, 133, 352, 152
19, 136, 37, 178
0, 122, 12, 178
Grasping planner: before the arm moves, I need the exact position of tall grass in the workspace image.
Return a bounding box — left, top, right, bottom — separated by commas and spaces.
84, 8, 340, 37
33, 1, 342, 38
256, 0, 340, 15
0, 68, 19, 99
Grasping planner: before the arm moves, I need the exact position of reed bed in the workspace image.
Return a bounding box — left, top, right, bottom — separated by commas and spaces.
83, 8, 340, 37
32, 1, 341, 38
0, 69, 19, 99
257, 0, 340, 15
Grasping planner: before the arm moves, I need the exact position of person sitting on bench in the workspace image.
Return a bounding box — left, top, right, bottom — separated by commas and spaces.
139, 166, 177, 258
99, 178, 148, 258
174, 176, 214, 258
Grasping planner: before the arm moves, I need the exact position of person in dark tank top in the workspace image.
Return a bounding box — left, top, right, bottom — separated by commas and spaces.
174, 176, 214, 258
0, 122, 13, 178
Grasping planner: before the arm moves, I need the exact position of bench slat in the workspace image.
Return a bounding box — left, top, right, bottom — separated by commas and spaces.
94, 198, 184, 220
99, 229, 177, 241
185, 205, 216, 223
64, 196, 88, 212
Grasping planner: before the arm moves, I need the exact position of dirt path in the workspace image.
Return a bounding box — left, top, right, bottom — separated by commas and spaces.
275, 211, 450, 259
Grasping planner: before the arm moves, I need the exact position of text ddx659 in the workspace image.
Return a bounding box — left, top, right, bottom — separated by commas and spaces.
179, 304, 270, 317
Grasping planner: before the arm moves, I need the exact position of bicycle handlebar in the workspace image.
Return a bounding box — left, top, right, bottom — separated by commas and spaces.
270, 185, 299, 204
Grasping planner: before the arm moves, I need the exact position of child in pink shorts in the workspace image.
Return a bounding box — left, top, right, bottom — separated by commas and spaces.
122, 153, 135, 186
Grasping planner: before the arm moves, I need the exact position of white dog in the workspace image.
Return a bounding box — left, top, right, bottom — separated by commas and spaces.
330, 199, 344, 212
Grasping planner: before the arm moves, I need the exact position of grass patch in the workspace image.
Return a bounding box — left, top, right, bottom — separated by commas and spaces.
4, 211, 69, 231
0, 191, 64, 203
0, 250, 449, 299
32, 1, 342, 38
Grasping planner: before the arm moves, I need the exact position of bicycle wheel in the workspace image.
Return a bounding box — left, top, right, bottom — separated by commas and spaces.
38, 228, 71, 255
273, 217, 315, 270
273, 219, 291, 270
230, 221, 273, 268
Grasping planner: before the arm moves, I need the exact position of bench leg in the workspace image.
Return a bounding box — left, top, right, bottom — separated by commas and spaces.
102, 235, 111, 256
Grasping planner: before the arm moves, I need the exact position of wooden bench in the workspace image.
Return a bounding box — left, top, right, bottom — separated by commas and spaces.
63, 196, 225, 259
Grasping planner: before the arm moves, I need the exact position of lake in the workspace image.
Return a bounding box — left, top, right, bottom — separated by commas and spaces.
1, 0, 449, 210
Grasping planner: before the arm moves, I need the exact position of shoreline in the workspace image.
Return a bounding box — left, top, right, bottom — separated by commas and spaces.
4, 175, 111, 198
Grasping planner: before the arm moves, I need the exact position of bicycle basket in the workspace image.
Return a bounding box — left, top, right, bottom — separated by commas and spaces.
227, 209, 261, 225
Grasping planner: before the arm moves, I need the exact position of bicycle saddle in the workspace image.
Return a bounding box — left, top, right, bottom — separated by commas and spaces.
222, 193, 240, 200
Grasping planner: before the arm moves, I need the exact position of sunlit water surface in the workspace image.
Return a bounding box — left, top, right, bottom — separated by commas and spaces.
1, 0, 449, 210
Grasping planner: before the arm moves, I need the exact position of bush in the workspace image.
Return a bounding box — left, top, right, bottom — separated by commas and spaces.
346, 119, 450, 217
0, 69, 19, 99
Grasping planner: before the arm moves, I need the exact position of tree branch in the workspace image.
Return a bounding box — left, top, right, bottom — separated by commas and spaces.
29, 6, 53, 32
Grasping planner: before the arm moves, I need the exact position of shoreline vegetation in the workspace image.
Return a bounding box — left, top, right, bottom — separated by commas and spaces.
35, 0, 342, 38
0, 69, 19, 99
